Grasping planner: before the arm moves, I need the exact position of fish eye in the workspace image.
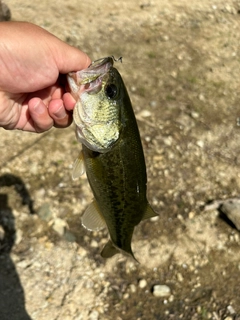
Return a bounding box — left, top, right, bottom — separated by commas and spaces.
105, 84, 118, 99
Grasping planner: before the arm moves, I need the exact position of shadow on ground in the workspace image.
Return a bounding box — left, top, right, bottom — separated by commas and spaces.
0, 174, 34, 320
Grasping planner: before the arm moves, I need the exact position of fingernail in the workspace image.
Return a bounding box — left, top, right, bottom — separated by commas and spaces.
34, 100, 46, 115
54, 105, 67, 119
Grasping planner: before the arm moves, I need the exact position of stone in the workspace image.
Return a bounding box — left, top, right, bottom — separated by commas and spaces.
89, 310, 99, 320
152, 285, 171, 297
52, 218, 67, 236
64, 231, 76, 243
220, 199, 240, 231
138, 279, 147, 288
37, 203, 52, 222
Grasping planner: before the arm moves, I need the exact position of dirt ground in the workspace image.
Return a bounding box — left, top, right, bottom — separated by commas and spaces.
1, 0, 240, 319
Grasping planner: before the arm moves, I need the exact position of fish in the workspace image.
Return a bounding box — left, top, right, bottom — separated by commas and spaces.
67, 56, 157, 260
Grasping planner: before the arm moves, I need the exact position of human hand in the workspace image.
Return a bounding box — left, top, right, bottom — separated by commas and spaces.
0, 21, 91, 132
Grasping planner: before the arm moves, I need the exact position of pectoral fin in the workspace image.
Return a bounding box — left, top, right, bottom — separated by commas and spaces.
72, 150, 86, 180
81, 200, 106, 231
142, 203, 158, 220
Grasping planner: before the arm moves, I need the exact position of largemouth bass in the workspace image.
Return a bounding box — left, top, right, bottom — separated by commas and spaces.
67, 57, 157, 260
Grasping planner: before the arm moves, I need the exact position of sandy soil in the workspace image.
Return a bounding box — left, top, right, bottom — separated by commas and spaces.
1, 0, 240, 319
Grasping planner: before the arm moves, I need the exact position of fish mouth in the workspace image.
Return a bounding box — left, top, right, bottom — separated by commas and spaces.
73, 66, 112, 125
68, 57, 120, 152
68, 56, 114, 125
81, 56, 114, 84
67, 57, 112, 122
77, 57, 114, 95
67, 56, 114, 96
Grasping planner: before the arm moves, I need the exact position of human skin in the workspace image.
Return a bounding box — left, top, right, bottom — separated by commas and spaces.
0, 21, 91, 132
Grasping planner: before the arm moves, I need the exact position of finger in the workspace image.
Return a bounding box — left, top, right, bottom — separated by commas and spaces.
48, 98, 72, 128
51, 86, 64, 100
57, 47, 91, 74
27, 85, 59, 104
63, 92, 77, 111
28, 98, 54, 132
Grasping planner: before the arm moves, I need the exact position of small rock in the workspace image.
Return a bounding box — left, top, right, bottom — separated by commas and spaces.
89, 310, 99, 320
188, 211, 195, 219
137, 110, 152, 118
171, 71, 177, 78
0, 226, 4, 240
224, 4, 237, 14
85, 279, 94, 289
168, 295, 174, 302
152, 284, 171, 297
130, 86, 136, 92
150, 100, 157, 107
162, 35, 169, 41
234, 233, 239, 242
177, 272, 184, 282
52, 218, 67, 236
29, 163, 39, 175
198, 93, 205, 101
138, 279, 147, 288
64, 230, 76, 242
90, 240, 99, 248
197, 305, 202, 313
34, 187, 46, 199
15, 229, 23, 245
163, 136, 173, 146
220, 199, 240, 230
227, 305, 236, 315
176, 113, 195, 130
37, 203, 52, 222
129, 284, 137, 293
177, 53, 183, 60
17, 260, 31, 269
150, 216, 159, 222
196, 140, 204, 148
191, 111, 199, 119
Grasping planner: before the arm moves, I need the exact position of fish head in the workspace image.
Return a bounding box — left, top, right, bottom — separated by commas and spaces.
67, 57, 124, 153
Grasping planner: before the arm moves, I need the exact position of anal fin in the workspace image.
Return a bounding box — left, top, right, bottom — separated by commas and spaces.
101, 240, 120, 259
101, 240, 139, 262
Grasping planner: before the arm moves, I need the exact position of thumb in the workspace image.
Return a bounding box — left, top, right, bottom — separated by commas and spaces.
54, 41, 91, 74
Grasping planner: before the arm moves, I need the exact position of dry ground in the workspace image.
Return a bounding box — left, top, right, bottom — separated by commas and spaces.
1, 0, 240, 319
